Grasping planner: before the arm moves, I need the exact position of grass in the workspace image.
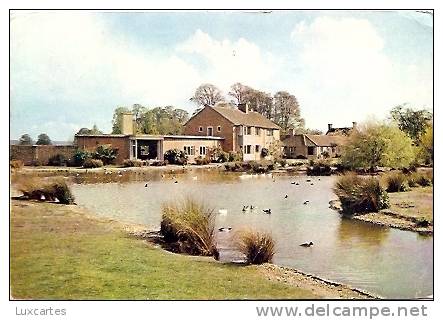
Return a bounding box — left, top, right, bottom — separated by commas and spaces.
10, 201, 317, 299
235, 229, 275, 264
388, 186, 433, 223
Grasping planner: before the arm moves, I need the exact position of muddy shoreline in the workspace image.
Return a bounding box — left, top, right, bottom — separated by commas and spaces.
329, 199, 433, 235
11, 199, 378, 299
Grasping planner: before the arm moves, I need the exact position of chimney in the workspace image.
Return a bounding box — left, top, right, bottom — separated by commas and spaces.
290, 128, 296, 136
352, 121, 357, 129
238, 103, 249, 114
121, 112, 134, 135
327, 124, 333, 131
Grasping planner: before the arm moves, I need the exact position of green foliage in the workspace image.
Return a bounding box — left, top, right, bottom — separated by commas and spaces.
122, 159, 143, 167
307, 160, 332, 176
390, 104, 432, 142
334, 174, 389, 215
83, 159, 103, 168
417, 125, 433, 165
228, 151, 242, 162
19, 134, 33, 145
160, 198, 218, 258
36, 133, 52, 145
235, 229, 275, 264
195, 156, 210, 165
48, 154, 67, 166
93, 145, 118, 165
164, 149, 188, 165
73, 149, 91, 167
384, 172, 410, 193
76, 124, 103, 135
261, 148, 270, 157
340, 121, 415, 169
224, 160, 275, 173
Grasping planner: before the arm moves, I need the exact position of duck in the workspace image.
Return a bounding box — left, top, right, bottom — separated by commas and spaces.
306, 179, 311, 182
218, 227, 232, 232
144, 183, 148, 187
263, 209, 272, 214
174, 181, 178, 184
296, 182, 300, 185
300, 241, 314, 247
284, 195, 288, 199
242, 205, 249, 212
303, 200, 309, 205
218, 209, 228, 216
291, 181, 296, 185
310, 183, 314, 185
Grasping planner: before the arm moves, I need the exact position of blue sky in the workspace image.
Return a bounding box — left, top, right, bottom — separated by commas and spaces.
10, 10, 433, 140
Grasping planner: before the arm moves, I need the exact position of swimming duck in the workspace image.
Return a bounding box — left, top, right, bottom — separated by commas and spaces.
218, 227, 232, 232
144, 183, 148, 187
303, 200, 309, 205
174, 181, 178, 184
242, 205, 248, 212
263, 209, 272, 214
306, 179, 311, 182
300, 241, 314, 247
291, 181, 296, 185
285, 195, 288, 199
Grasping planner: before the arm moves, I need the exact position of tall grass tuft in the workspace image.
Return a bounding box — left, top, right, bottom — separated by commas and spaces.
17, 177, 75, 204
334, 173, 389, 215
384, 172, 409, 192
160, 198, 218, 258
235, 229, 275, 264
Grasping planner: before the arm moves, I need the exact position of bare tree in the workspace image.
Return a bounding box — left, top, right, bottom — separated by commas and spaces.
273, 91, 304, 133
190, 83, 224, 106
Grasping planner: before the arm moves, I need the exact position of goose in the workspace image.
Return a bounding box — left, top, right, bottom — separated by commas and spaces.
300, 241, 314, 247
263, 209, 272, 214
218, 227, 232, 232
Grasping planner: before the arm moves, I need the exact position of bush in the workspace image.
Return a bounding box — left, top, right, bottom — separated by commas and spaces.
17, 177, 75, 204
235, 229, 275, 264
334, 173, 389, 215
164, 149, 188, 165
10, 160, 24, 169
93, 145, 118, 165
307, 160, 332, 176
160, 198, 218, 258
385, 172, 410, 192
83, 158, 103, 168
195, 156, 210, 165
216, 151, 230, 163
48, 154, 67, 166
73, 150, 91, 167
31, 159, 43, 167
150, 160, 167, 166
228, 151, 242, 162
122, 159, 143, 167
261, 148, 270, 158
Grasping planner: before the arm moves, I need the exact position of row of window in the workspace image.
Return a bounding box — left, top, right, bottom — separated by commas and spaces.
242, 144, 261, 155
242, 126, 273, 136
198, 126, 221, 134
183, 145, 207, 156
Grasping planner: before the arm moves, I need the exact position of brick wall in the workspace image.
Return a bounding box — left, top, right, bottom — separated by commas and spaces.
10, 145, 77, 165
75, 136, 130, 164
183, 107, 235, 152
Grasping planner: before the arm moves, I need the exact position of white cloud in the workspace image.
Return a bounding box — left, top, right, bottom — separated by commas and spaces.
290, 17, 432, 129
177, 29, 277, 92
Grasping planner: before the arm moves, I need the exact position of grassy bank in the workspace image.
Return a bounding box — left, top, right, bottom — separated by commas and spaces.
11, 200, 321, 300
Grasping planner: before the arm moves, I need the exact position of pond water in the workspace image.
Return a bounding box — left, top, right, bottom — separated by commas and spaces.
71, 169, 433, 299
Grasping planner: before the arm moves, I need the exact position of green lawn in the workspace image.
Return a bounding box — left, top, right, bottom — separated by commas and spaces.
388, 186, 433, 222
10, 201, 317, 300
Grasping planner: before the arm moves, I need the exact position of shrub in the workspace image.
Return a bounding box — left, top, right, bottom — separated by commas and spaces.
216, 151, 230, 163
235, 229, 275, 264
10, 160, 24, 169
415, 218, 430, 228
228, 151, 242, 162
416, 171, 433, 187
164, 149, 188, 165
334, 173, 389, 215
73, 150, 91, 167
31, 159, 43, 166
385, 172, 410, 192
150, 160, 167, 166
195, 156, 210, 165
83, 158, 103, 168
307, 160, 332, 176
160, 198, 218, 258
17, 177, 75, 204
122, 159, 143, 167
48, 154, 67, 166
93, 145, 118, 165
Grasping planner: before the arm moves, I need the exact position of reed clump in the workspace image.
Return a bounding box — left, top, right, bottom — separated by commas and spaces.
234, 229, 275, 264
17, 177, 75, 204
384, 172, 409, 192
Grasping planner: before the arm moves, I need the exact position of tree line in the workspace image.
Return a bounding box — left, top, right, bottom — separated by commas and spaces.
17, 133, 52, 145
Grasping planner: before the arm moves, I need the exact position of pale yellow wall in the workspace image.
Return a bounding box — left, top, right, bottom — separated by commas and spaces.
121, 113, 134, 135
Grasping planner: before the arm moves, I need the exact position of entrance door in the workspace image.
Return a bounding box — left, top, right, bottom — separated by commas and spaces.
207, 127, 213, 136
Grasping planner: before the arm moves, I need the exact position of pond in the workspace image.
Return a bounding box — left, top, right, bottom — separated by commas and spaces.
71, 168, 433, 299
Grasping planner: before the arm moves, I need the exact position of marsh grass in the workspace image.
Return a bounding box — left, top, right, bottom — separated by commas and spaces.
122, 159, 143, 167
235, 229, 275, 264
83, 159, 103, 168
17, 177, 75, 204
160, 198, 218, 258
334, 173, 389, 215
384, 172, 409, 192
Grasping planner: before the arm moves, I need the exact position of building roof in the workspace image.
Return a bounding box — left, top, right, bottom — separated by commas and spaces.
326, 127, 353, 135
210, 106, 281, 129
305, 134, 348, 147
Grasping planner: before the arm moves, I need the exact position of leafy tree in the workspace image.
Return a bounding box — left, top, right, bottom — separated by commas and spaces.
190, 83, 224, 106
417, 124, 433, 165
273, 91, 304, 134
390, 104, 432, 142
341, 121, 415, 169
93, 145, 118, 165
76, 124, 103, 135
19, 134, 33, 145
36, 133, 52, 145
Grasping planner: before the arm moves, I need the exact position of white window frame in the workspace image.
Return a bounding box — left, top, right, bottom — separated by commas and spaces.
199, 146, 207, 155
198, 126, 203, 132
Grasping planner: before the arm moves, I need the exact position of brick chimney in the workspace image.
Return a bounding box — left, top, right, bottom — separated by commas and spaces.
352, 121, 357, 129
121, 112, 134, 135
327, 123, 333, 131
238, 103, 249, 114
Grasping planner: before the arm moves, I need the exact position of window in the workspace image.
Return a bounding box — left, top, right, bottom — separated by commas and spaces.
217, 126, 221, 132
255, 145, 260, 153
247, 126, 252, 135
243, 126, 247, 135
255, 127, 260, 135
244, 145, 252, 154
307, 146, 315, 156
184, 146, 195, 156
199, 146, 207, 155
266, 129, 272, 136
207, 127, 213, 136
198, 126, 203, 132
